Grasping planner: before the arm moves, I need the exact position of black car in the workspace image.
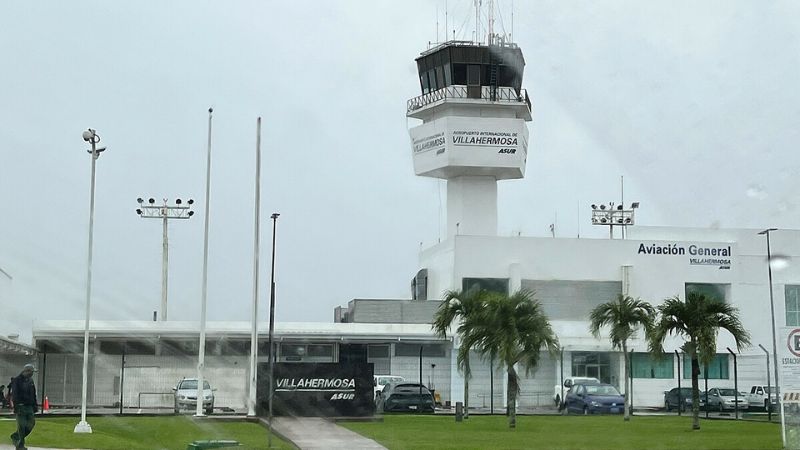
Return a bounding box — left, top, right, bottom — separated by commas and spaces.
664, 387, 705, 411
564, 383, 625, 415
376, 382, 435, 413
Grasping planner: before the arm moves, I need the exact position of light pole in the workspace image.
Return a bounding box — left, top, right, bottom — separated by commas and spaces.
196, 108, 213, 417
590, 202, 639, 239
248, 117, 262, 417
758, 227, 785, 446
267, 212, 279, 448
136, 197, 194, 321
75, 128, 107, 434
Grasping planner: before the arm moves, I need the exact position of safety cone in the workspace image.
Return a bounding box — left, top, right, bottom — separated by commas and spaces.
43, 396, 50, 414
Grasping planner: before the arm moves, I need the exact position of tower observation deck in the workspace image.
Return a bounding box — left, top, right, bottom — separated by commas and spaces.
407, 40, 532, 238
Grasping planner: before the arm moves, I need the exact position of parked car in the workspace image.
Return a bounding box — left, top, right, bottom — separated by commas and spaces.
553, 377, 600, 407
746, 385, 778, 411
564, 383, 625, 415
705, 387, 748, 412
373, 375, 405, 400
664, 387, 705, 411
376, 382, 435, 413
173, 378, 215, 414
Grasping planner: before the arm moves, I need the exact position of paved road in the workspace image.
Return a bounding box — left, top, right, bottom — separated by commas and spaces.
271, 417, 386, 450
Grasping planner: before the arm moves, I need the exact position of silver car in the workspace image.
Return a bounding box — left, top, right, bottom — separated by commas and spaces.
173, 378, 215, 414
706, 387, 748, 412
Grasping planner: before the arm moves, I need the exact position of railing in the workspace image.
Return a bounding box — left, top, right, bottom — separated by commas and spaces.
407, 85, 531, 114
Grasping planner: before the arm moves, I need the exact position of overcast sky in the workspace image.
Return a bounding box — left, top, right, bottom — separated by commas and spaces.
1, 1, 798, 340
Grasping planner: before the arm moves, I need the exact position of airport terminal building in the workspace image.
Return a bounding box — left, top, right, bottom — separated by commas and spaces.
9, 225, 798, 413
5, 39, 800, 413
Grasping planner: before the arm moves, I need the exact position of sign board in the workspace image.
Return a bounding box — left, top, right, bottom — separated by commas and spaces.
409, 116, 529, 179
257, 362, 375, 417
780, 327, 800, 449
634, 241, 735, 270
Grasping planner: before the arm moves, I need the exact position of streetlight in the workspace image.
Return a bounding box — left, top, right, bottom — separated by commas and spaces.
136, 197, 195, 321
248, 117, 262, 417
75, 128, 107, 434
267, 212, 280, 448
758, 228, 785, 446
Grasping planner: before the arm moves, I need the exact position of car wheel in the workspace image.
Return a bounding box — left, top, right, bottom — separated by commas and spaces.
554, 395, 560, 407
718, 402, 724, 413
665, 401, 671, 412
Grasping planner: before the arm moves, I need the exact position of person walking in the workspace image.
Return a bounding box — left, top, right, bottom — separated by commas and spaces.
9, 364, 38, 450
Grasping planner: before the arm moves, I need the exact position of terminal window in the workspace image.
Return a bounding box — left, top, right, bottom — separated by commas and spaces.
786, 285, 800, 326
684, 283, 729, 302
683, 354, 729, 379
631, 352, 674, 379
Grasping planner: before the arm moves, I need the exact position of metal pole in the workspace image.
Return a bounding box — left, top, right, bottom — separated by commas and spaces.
675, 351, 681, 416
41, 352, 47, 413
419, 345, 423, 414
762, 230, 786, 446
267, 213, 280, 448
559, 348, 564, 410
196, 108, 213, 417
161, 204, 169, 321
490, 352, 494, 415
119, 347, 125, 415
629, 348, 633, 416
704, 367, 708, 419
248, 117, 262, 417
760, 343, 772, 422
727, 348, 738, 420
75, 130, 100, 434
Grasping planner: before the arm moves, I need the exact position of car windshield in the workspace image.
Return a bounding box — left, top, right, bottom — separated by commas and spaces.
379, 377, 403, 386
584, 385, 620, 396
718, 389, 738, 396
179, 380, 211, 390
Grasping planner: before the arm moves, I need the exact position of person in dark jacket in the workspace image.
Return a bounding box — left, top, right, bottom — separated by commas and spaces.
9, 364, 38, 450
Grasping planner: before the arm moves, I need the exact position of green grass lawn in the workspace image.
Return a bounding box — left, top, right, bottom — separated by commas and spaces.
343, 415, 783, 450
0, 415, 292, 450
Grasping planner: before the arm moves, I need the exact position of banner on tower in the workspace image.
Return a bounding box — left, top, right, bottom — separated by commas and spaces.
409, 116, 529, 180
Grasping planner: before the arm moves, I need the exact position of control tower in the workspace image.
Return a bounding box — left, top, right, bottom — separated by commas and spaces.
407, 40, 532, 238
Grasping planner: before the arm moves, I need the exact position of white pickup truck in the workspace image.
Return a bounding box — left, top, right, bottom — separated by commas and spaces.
745, 385, 778, 410
554, 377, 600, 407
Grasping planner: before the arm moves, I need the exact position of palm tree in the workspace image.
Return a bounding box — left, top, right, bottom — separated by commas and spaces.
431, 288, 489, 419
466, 290, 560, 428
588, 294, 655, 421
648, 291, 750, 430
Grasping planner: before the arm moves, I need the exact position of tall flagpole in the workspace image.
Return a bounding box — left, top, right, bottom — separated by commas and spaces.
196, 107, 213, 417
248, 118, 262, 417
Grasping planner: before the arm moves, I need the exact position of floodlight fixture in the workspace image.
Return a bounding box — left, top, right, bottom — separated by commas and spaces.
591, 204, 597, 209
188, 199, 194, 205
617, 204, 623, 210
600, 204, 606, 210
631, 202, 640, 209
135, 196, 195, 322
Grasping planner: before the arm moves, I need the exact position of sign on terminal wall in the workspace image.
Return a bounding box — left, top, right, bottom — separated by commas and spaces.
635, 242, 733, 270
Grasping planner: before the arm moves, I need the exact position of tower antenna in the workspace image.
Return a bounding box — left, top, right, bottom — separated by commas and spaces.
475, 0, 481, 44
488, 0, 494, 44
511, 0, 514, 41
445, 0, 448, 42
436, 5, 439, 44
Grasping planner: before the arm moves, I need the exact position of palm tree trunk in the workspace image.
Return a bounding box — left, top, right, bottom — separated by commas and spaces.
507, 365, 517, 429
623, 341, 630, 421
691, 355, 700, 430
